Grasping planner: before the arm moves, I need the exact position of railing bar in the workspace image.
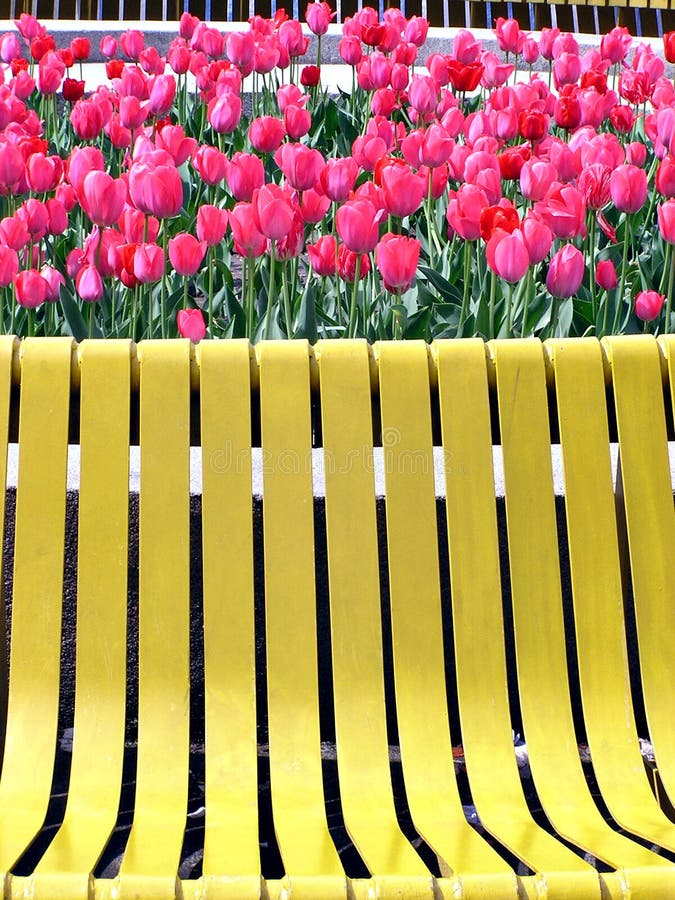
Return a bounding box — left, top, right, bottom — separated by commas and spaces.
75, 0, 81, 20
613, 7, 618, 26
205, 0, 211, 19
421, 0, 427, 23
465, 0, 471, 28
293, 0, 299, 20
485, 1, 492, 30
634, 7, 642, 37
550, 3, 557, 29
571, 3, 579, 34
507, 1, 513, 18
528, 3, 535, 31
335, 0, 341, 24
97, 0, 102, 20
227, 0, 233, 21
400, 0, 405, 19
379, 0, 384, 20
656, 8, 663, 38
271, 0, 277, 18
593, 5, 599, 35
54, 0, 61, 19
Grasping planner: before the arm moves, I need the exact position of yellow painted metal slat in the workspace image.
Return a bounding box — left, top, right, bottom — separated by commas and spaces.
491, 338, 664, 869
30, 341, 132, 900
198, 340, 261, 897
0, 338, 72, 877
0, 337, 15, 752
548, 338, 675, 853
603, 336, 675, 806
258, 341, 343, 887
316, 340, 426, 877
118, 340, 192, 900
376, 341, 523, 893
433, 339, 591, 883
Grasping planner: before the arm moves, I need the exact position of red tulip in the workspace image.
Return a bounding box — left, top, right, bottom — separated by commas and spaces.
16, 269, 48, 308
337, 244, 370, 282
546, 244, 584, 298
446, 60, 484, 93
518, 108, 549, 143
301, 65, 321, 87
336, 199, 383, 253
229, 202, 267, 258
375, 233, 421, 294
595, 259, 617, 291
197, 205, 229, 246
134, 242, 165, 283
62, 78, 85, 104
307, 234, 337, 276
81, 171, 127, 227
177, 308, 206, 342
75, 264, 104, 302
610, 164, 648, 215
634, 290, 665, 321
664, 31, 675, 64
249, 116, 286, 153
479, 203, 519, 242
70, 36, 90, 60
169, 233, 207, 276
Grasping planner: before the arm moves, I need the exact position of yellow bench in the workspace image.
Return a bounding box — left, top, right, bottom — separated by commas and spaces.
0, 335, 673, 899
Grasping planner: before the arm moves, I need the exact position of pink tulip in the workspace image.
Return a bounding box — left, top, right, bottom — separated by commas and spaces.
495, 17, 525, 55
375, 233, 421, 294
535, 184, 586, 240
207, 92, 242, 133
319, 156, 359, 202
155, 125, 198, 167
229, 202, 267, 258
191, 145, 228, 187
0, 141, 24, 189
177, 308, 206, 342
169, 234, 207, 276
446, 184, 489, 242
225, 152, 264, 202
300, 187, 330, 224
75, 264, 104, 302
546, 244, 584, 298
610, 164, 648, 214
129, 156, 183, 219
81, 171, 127, 227
657, 200, 675, 244
521, 216, 553, 265
249, 116, 286, 153
520, 159, 558, 202
0, 216, 30, 251
120, 29, 144, 60
305, 0, 333, 35
380, 163, 426, 219
134, 242, 165, 283
26, 154, 63, 194
336, 198, 383, 254
196, 205, 229, 246
284, 104, 312, 140
595, 259, 617, 291
487, 229, 529, 283
275, 142, 325, 192
0, 245, 19, 287
252, 184, 296, 241
408, 75, 438, 118
226, 31, 255, 68
634, 290, 665, 321
148, 74, 176, 117
40, 264, 65, 301
15, 269, 48, 308
307, 234, 337, 276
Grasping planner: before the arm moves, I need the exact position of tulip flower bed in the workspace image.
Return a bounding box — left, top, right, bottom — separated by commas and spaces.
1, 10, 675, 341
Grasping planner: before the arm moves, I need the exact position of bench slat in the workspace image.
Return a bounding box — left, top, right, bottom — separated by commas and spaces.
493, 338, 665, 868
118, 340, 192, 897
436, 338, 591, 878
31, 341, 131, 895
259, 341, 343, 879
317, 340, 427, 876
604, 336, 675, 810
549, 338, 675, 851
0, 338, 72, 875
199, 340, 260, 881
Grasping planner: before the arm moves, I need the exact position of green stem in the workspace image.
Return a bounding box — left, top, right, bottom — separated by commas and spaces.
506, 281, 514, 337
488, 269, 497, 340
612, 215, 631, 335
161, 225, 168, 339
393, 290, 403, 339
347, 254, 362, 339
247, 256, 255, 341
183, 276, 189, 311
282, 265, 293, 338
88, 302, 94, 340
520, 268, 533, 339
665, 248, 674, 334
27, 307, 35, 338
264, 243, 276, 340
208, 248, 214, 336
549, 296, 559, 339
459, 240, 473, 333
588, 214, 598, 323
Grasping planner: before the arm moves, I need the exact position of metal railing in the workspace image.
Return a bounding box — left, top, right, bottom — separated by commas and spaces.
2, 0, 672, 38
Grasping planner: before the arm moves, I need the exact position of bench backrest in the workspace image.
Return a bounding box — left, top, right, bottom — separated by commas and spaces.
0, 335, 673, 899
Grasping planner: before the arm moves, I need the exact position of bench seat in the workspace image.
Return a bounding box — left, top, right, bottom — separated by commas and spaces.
0, 335, 672, 899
